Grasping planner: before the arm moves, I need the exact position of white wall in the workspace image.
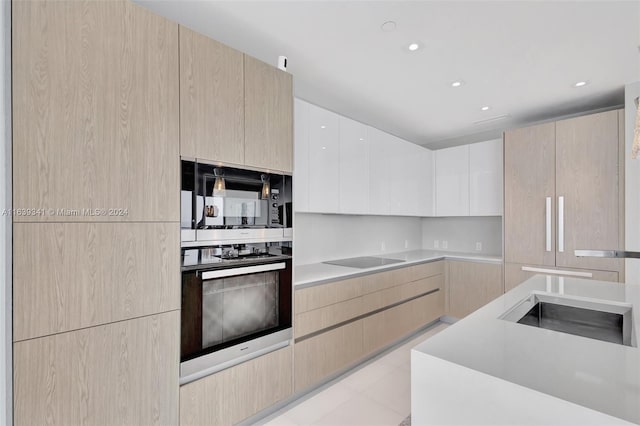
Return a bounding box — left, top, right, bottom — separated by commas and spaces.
1, 0, 11, 424
294, 213, 423, 265
421, 216, 503, 256
625, 82, 640, 284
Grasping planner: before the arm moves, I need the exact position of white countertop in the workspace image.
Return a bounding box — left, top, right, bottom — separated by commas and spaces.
294, 249, 502, 288
413, 275, 640, 424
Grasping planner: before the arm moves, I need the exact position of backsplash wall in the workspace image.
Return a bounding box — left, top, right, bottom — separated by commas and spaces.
421, 216, 502, 255
294, 213, 423, 265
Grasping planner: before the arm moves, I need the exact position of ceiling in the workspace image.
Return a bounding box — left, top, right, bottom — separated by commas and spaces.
138, 0, 640, 148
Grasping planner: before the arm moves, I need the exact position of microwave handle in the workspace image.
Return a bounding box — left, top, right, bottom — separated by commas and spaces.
201, 262, 286, 280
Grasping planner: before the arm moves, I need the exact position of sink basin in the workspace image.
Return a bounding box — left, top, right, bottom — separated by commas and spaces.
323, 256, 405, 269
500, 292, 634, 347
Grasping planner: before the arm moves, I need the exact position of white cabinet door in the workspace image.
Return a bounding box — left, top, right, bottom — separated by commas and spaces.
388, 136, 415, 216
418, 147, 435, 216
293, 99, 310, 212
435, 145, 470, 216
339, 117, 369, 214
469, 139, 503, 216
308, 104, 340, 213
368, 127, 391, 216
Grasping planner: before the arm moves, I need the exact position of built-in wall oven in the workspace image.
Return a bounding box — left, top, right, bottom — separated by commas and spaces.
180, 160, 293, 384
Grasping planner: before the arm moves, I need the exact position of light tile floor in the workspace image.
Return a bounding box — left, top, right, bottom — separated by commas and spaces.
259, 322, 449, 426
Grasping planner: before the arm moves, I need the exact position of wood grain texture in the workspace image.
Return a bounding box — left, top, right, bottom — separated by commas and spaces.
504, 262, 619, 293
244, 55, 293, 173
504, 122, 556, 266
360, 274, 442, 314
556, 110, 622, 272
14, 311, 180, 426
13, 222, 180, 341
180, 346, 292, 426
294, 321, 363, 393
618, 110, 626, 282
362, 291, 443, 355
448, 261, 503, 319
12, 0, 179, 222
295, 276, 363, 314
179, 26, 244, 164
294, 297, 363, 339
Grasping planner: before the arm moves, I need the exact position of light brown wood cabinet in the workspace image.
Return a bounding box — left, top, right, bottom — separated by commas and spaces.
13, 222, 180, 341
504, 262, 619, 293
504, 109, 624, 277
294, 261, 444, 392
180, 346, 292, 426
14, 312, 180, 426
12, 0, 180, 222
447, 260, 503, 319
244, 55, 294, 173
179, 26, 245, 165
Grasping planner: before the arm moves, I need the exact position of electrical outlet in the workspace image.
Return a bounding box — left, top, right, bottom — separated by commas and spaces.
442, 240, 448, 249
476, 242, 482, 251
404, 239, 409, 249
434, 240, 439, 249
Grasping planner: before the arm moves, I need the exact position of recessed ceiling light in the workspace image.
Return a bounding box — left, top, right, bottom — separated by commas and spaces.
321, 146, 327, 150
320, 125, 326, 129
574, 81, 588, 87
381, 21, 397, 32
359, 138, 364, 141
408, 43, 420, 51
451, 81, 463, 87
481, 106, 490, 111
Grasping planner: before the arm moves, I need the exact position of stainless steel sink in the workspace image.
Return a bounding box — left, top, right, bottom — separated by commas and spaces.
501, 292, 634, 347
323, 256, 405, 269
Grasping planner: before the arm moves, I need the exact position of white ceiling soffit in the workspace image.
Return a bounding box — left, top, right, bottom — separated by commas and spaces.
137, 0, 640, 148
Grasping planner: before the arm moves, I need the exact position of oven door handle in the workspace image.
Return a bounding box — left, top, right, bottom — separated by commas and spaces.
201, 262, 286, 280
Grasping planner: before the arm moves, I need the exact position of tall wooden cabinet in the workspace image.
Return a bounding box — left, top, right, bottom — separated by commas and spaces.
12, 1, 180, 425
504, 110, 624, 291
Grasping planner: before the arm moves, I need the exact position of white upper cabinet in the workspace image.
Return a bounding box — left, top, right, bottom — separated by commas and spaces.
469, 139, 503, 216
307, 103, 340, 213
293, 99, 310, 212
368, 127, 392, 216
417, 147, 435, 216
435, 145, 470, 216
339, 117, 369, 214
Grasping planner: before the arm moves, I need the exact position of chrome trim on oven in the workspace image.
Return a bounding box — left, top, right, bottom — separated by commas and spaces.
201, 262, 286, 280
179, 328, 292, 385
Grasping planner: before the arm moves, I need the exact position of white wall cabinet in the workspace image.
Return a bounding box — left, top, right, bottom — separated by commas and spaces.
339, 117, 370, 214
367, 127, 392, 215
469, 139, 503, 216
308, 103, 341, 213
435, 140, 503, 217
294, 99, 311, 212
436, 145, 470, 216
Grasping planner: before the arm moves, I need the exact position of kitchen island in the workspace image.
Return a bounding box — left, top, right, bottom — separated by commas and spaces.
412, 275, 640, 425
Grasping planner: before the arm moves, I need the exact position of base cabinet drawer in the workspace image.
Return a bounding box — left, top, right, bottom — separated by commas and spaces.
294, 321, 364, 393
363, 290, 444, 355
180, 346, 292, 426
504, 262, 619, 293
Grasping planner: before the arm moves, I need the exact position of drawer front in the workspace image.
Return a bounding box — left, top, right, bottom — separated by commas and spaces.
294, 321, 364, 392
362, 290, 444, 355
295, 276, 363, 314
294, 297, 363, 339
504, 262, 619, 293
361, 275, 443, 314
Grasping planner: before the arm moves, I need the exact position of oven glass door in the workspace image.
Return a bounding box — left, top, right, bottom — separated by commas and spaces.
181, 259, 292, 364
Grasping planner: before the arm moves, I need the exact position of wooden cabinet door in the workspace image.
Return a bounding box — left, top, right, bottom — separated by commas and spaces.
555, 110, 623, 273
244, 55, 293, 173
504, 122, 556, 266
14, 312, 179, 426
339, 117, 370, 214
180, 347, 292, 426
469, 139, 503, 216
12, 0, 179, 222
435, 145, 470, 216
179, 26, 244, 165
448, 261, 503, 319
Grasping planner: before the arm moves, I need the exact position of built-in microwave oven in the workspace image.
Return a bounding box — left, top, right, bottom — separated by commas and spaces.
181, 160, 292, 245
